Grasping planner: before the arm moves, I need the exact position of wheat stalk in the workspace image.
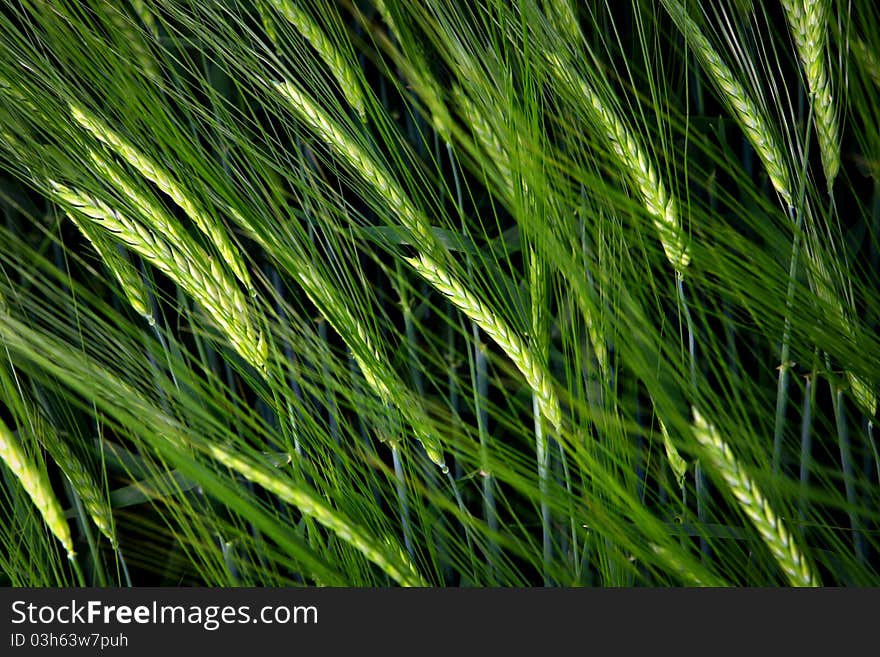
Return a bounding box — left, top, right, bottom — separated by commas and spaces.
49, 181, 268, 372
691, 407, 819, 586
409, 252, 563, 432
0, 416, 74, 558
661, 0, 794, 206
69, 104, 254, 295
204, 440, 427, 586
262, 0, 367, 121
546, 55, 690, 272
781, 0, 840, 188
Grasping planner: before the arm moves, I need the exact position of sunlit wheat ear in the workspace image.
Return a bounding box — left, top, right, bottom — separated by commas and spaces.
65, 213, 153, 325
49, 182, 268, 372
660, 0, 794, 206
455, 89, 514, 195
649, 543, 725, 586
545, 55, 690, 272
691, 407, 819, 586
547, 0, 581, 43
0, 417, 74, 558
280, 78, 566, 430
106, 4, 158, 80
129, 0, 158, 36
262, 0, 367, 121
272, 81, 435, 249
408, 252, 563, 432
847, 372, 877, 418
69, 104, 254, 296
275, 80, 560, 436
852, 38, 880, 89
34, 413, 117, 548
781, 0, 840, 188
204, 441, 426, 586
295, 269, 446, 469
657, 415, 689, 490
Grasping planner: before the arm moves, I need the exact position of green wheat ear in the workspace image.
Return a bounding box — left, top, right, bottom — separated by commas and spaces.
0, 417, 74, 559
261, 0, 367, 121
408, 252, 563, 432
49, 180, 268, 373
65, 212, 153, 325
781, 0, 840, 189
32, 412, 117, 549
658, 416, 689, 490
691, 407, 819, 587
204, 441, 427, 586
69, 104, 255, 297
661, 0, 794, 206
545, 53, 690, 272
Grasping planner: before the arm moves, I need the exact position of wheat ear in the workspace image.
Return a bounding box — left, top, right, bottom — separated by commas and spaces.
65, 212, 153, 325
409, 252, 563, 432
296, 269, 446, 469
691, 407, 819, 586
0, 417, 74, 558
262, 0, 367, 121
49, 181, 268, 372
276, 81, 564, 431
32, 412, 117, 548
661, 0, 794, 206
852, 38, 880, 89
455, 89, 515, 197
273, 81, 435, 249
546, 55, 690, 272
781, 0, 840, 188
658, 415, 689, 490
547, 0, 581, 43
69, 104, 254, 295
130, 0, 158, 36
205, 441, 426, 586
650, 543, 725, 586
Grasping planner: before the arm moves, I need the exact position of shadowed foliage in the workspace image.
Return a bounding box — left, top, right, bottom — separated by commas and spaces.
0, 0, 878, 586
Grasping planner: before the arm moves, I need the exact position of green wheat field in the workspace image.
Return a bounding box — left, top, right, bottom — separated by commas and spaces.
0, 0, 878, 586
